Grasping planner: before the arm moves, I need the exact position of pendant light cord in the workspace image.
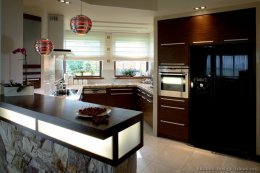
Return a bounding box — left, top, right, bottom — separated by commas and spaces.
81, 0, 82, 15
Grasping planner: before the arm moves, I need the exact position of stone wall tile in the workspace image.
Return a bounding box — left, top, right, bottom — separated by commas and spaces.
54, 143, 68, 168
0, 133, 7, 173
22, 137, 33, 154
0, 121, 137, 173
41, 140, 53, 152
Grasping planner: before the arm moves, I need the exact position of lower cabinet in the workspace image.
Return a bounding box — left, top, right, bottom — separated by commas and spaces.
158, 96, 189, 142
106, 88, 135, 110
136, 88, 153, 127
81, 86, 154, 127
81, 88, 107, 105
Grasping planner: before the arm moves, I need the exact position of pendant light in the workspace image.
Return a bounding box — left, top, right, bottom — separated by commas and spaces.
70, 0, 92, 35
34, 38, 54, 55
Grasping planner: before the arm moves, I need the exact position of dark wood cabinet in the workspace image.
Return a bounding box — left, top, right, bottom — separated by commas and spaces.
136, 88, 153, 127
106, 88, 135, 110
81, 88, 107, 105
158, 17, 190, 44
158, 96, 189, 142
157, 8, 255, 66
158, 44, 189, 66
158, 17, 190, 66
215, 8, 256, 43
188, 14, 220, 43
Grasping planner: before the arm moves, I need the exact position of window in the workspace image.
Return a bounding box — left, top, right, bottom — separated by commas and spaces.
64, 31, 105, 58
112, 33, 150, 59
112, 33, 151, 77
64, 31, 104, 78
65, 60, 102, 77
115, 61, 148, 77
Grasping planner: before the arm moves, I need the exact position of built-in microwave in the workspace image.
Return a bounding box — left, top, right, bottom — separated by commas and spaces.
159, 66, 189, 98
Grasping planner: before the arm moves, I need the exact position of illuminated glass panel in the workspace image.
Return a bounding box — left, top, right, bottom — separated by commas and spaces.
0, 107, 36, 130
118, 122, 141, 158
38, 120, 113, 159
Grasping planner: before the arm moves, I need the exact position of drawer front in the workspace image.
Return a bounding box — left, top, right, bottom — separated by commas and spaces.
159, 96, 188, 108
158, 105, 188, 124
158, 121, 189, 142
81, 93, 107, 105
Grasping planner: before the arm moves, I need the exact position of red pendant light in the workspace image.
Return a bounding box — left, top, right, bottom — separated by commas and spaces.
70, 0, 92, 35
34, 39, 54, 55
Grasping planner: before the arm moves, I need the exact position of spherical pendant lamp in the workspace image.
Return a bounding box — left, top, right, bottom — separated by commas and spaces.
34, 38, 54, 55
70, 0, 92, 35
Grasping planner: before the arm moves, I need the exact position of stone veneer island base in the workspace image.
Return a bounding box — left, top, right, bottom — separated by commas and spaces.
0, 121, 136, 173
0, 94, 143, 173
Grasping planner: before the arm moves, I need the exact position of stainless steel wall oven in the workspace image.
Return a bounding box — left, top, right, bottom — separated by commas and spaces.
159, 66, 189, 98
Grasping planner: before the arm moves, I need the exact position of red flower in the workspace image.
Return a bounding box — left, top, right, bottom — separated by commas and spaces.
12, 48, 27, 56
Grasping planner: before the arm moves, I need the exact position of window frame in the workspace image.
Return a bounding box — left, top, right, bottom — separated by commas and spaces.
113, 61, 149, 79
65, 60, 103, 79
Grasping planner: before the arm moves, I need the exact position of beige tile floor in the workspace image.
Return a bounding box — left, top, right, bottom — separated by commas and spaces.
137, 123, 260, 173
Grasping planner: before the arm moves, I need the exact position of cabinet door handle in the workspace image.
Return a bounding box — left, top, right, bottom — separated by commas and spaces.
160, 120, 185, 126
159, 63, 185, 66
224, 38, 248, 42
161, 105, 185, 110
193, 40, 213, 44
160, 42, 185, 46
111, 93, 133, 95
146, 94, 152, 98
137, 89, 141, 92
146, 99, 152, 103
160, 98, 185, 102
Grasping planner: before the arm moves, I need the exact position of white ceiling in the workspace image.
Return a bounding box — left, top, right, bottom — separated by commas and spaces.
23, 0, 260, 33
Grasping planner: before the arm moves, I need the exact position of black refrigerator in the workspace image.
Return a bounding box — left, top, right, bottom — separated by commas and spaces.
190, 43, 256, 157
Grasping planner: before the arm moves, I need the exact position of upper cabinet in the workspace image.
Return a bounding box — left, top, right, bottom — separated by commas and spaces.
158, 44, 189, 66
188, 14, 220, 43
215, 8, 256, 43
158, 17, 190, 44
157, 8, 256, 65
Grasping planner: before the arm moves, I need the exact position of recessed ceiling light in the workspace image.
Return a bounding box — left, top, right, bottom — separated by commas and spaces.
194, 6, 206, 10
57, 0, 71, 4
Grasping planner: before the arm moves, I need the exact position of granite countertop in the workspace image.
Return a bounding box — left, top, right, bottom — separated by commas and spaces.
34, 83, 153, 101
81, 83, 153, 95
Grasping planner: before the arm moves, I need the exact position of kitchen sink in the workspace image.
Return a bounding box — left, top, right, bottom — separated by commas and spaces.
53, 89, 79, 96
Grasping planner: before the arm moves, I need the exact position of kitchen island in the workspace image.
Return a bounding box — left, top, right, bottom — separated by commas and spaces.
0, 94, 143, 173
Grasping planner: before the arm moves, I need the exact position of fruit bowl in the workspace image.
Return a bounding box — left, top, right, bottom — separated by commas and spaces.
77, 107, 111, 118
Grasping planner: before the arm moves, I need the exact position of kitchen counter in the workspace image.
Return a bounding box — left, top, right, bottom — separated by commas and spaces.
0, 94, 143, 168
81, 83, 153, 95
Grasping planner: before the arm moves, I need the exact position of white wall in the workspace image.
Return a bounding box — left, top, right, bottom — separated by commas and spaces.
23, 18, 41, 65
1, 0, 23, 83
0, 0, 2, 90
154, 2, 260, 156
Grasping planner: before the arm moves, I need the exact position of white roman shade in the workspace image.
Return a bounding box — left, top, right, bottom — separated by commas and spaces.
64, 31, 105, 60
112, 33, 150, 61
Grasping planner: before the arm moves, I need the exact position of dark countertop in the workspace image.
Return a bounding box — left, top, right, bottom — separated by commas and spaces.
0, 93, 143, 139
